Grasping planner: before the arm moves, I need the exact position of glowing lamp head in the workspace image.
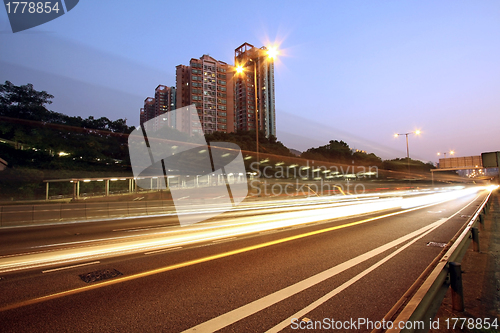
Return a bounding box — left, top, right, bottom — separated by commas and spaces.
236, 65, 244, 74
267, 47, 278, 59
415, 130, 421, 135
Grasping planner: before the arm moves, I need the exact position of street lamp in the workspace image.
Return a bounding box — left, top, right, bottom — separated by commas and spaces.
267, 47, 278, 59
235, 46, 278, 165
394, 130, 421, 183
437, 150, 454, 159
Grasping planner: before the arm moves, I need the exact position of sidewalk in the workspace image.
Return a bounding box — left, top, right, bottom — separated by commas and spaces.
431, 190, 500, 332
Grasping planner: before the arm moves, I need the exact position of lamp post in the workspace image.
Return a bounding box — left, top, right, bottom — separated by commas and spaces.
394, 130, 421, 185
253, 59, 259, 165
437, 150, 454, 158
437, 150, 454, 169
235, 46, 278, 165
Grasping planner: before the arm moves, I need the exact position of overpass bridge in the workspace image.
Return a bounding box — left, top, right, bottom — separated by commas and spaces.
431, 152, 500, 182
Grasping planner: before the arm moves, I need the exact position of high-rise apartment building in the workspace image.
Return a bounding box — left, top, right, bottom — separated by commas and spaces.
154, 85, 176, 129
139, 86, 176, 132
140, 43, 277, 137
176, 54, 235, 135
234, 42, 276, 138
140, 97, 156, 131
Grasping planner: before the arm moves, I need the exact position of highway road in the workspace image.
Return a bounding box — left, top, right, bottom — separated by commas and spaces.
0, 186, 492, 332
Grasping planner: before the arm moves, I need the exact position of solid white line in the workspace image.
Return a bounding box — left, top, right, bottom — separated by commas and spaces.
42, 261, 100, 273
266, 194, 483, 333
144, 247, 183, 255
265, 225, 440, 332
180, 220, 444, 333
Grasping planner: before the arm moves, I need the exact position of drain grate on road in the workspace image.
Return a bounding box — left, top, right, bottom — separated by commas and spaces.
79, 269, 122, 283
426, 241, 447, 248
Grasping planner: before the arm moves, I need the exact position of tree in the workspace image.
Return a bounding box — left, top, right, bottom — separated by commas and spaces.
0, 81, 54, 121
302, 140, 354, 163
0, 81, 135, 170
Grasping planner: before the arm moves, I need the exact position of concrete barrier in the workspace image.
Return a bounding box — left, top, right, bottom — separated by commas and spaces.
0, 199, 176, 227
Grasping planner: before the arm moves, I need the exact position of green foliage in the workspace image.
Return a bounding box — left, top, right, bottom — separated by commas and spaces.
302, 140, 382, 166
205, 130, 292, 157
382, 158, 435, 173
0, 81, 54, 121
0, 81, 135, 171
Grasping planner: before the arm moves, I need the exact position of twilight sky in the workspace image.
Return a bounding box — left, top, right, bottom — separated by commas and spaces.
1, 1, 499, 163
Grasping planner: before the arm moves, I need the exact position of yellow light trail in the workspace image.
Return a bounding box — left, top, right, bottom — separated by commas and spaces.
0, 186, 490, 312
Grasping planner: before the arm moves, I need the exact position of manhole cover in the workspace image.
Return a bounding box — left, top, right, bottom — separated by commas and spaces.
79, 269, 122, 283
426, 242, 447, 248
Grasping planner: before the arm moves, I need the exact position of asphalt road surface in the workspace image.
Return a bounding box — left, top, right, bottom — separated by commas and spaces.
0, 187, 490, 332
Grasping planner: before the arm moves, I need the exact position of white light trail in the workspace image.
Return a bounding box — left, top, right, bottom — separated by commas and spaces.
0, 187, 488, 273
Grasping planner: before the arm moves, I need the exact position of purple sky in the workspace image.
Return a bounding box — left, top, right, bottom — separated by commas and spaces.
1, 1, 499, 162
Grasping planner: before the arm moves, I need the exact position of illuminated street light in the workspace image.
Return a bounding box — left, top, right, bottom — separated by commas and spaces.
437, 150, 455, 159
267, 47, 279, 59
235, 45, 279, 166
394, 130, 421, 183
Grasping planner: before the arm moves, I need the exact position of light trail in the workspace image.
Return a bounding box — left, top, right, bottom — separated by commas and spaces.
0, 187, 485, 274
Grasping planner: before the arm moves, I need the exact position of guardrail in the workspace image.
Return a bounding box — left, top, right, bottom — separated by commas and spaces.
374, 189, 494, 333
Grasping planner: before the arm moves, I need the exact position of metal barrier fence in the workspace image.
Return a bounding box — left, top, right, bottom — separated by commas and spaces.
374, 189, 494, 333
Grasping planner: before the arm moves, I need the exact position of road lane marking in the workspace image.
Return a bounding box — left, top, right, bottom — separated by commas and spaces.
265, 225, 439, 333
183, 194, 481, 333
0, 206, 425, 312
144, 247, 183, 255
266, 195, 481, 333
180, 221, 445, 333
42, 261, 100, 274
0, 193, 480, 313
